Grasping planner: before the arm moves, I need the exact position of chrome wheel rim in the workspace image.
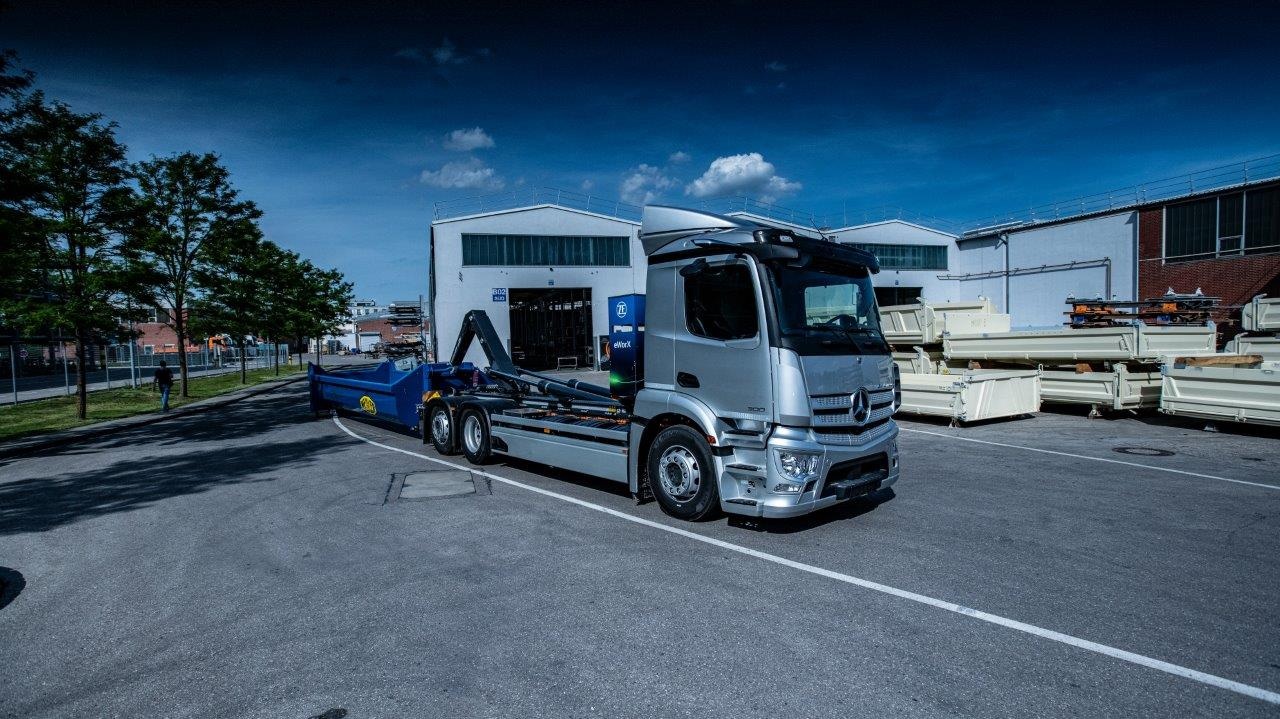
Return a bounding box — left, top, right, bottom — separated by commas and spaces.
657, 445, 700, 501
431, 409, 451, 445
463, 415, 483, 454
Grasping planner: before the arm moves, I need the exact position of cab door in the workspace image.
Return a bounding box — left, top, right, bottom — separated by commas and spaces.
673, 257, 773, 421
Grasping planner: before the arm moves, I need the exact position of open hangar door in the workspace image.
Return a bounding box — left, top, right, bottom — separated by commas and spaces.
508, 288, 593, 371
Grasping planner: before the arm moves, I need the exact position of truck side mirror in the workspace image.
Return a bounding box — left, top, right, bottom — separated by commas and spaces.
679, 258, 709, 278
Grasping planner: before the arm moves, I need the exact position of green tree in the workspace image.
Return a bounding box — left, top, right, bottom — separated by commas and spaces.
256, 240, 306, 376
296, 262, 353, 366
0, 91, 138, 418
0, 50, 37, 309
128, 152, 261, 396
190, 219, 268, 384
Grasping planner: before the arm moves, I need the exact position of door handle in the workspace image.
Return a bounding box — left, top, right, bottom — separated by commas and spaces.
677, 372, 700, 388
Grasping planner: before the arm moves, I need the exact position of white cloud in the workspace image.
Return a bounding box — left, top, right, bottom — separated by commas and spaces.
668, 150, 691, 164
620, 164, 678, 205
685, 152, 801, 203
420, 158, 504, 191
396, 38, 490, 66
432, 38, 463, 65
394, 47, 425, 63
442, 127, 495, 151
766, 61, 787, 72
580, 179, 595, 191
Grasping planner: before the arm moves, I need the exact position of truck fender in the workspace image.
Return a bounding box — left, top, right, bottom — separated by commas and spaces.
628, 392, 723, 495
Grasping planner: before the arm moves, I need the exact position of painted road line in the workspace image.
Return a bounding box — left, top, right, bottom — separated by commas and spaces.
332, 415, 1280, 707
897, 426, 1280, 491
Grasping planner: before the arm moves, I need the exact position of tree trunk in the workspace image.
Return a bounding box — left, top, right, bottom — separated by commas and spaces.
174, 304, 191, 397
74, 332, 88, 420
315, 337, 321, 367
239, 342, 247, 384
273, 337, 279, 376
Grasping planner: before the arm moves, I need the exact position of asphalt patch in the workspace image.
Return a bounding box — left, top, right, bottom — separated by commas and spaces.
387, 470, 490, 502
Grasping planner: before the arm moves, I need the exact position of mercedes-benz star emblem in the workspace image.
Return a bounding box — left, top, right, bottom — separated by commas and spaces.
850, 387, 872, 426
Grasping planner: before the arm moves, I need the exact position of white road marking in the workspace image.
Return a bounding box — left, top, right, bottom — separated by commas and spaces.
333, 416, 1280, 706
899, 426, 1280, 491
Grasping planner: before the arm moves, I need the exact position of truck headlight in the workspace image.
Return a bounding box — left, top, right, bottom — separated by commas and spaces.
774, 449, 820, 482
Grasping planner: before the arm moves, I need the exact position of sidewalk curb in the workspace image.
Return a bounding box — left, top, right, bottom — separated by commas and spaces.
0, 375, 308, 460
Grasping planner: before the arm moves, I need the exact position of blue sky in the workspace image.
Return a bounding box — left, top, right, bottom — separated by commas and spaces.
5, 1, 1279, 302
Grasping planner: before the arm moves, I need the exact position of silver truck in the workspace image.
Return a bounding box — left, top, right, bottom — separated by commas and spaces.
423, 205, 900, 521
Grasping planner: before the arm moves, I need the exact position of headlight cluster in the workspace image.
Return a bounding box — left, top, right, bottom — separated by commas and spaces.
774, 449, 820, 483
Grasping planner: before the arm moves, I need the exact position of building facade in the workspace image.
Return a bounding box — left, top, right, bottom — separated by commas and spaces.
429, 170, 1280, 362
430, 204, 645, 369
959, 178, 1279, 329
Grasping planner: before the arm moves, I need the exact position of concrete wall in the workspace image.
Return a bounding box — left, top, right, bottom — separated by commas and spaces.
955, 211, 1138, 328
430, 205, 645, 367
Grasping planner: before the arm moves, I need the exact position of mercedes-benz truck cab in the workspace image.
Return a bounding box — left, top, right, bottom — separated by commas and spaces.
423, 205, 900, 522
633, 206, 900, 519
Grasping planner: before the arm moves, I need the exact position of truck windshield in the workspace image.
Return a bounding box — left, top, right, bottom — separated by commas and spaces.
767, 259, 887, 354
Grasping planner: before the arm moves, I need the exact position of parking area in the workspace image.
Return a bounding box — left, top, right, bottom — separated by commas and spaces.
0, 382, 1277, 718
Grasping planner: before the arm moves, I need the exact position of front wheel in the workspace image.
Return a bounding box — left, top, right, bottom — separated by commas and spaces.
647, 425, 721, 521
460, 408, 493, 465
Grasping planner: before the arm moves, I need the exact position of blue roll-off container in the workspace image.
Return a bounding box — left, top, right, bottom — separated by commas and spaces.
308, 360, 487, 431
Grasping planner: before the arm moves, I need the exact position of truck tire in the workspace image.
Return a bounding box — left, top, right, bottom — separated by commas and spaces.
460, 408, 493, 465
427, 403, 457, 455
647, 425, 721, 521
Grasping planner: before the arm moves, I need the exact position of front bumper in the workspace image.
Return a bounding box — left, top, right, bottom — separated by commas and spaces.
717, 421, 900, 519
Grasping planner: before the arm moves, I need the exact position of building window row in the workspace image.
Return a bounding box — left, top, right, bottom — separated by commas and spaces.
1165, 186, 1279, 262
844, 242, 948, 270
462, 234, 631, 267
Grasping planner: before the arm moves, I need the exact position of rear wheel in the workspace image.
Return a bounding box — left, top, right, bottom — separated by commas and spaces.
428, 404, 456, 455
647, 425, 720, 521
460, 408, 493, 465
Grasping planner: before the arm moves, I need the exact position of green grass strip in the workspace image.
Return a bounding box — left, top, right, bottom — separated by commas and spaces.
0, 363, 306, 442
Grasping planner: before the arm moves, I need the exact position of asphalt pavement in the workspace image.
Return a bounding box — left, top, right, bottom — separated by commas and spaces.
1, 382, 1278, 718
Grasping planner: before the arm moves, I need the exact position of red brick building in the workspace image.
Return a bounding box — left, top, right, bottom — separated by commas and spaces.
354, 316, 430, 350
132, 309, 202, 356
1136, 179, 1280, 326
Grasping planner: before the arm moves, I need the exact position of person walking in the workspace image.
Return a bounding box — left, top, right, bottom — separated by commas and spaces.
154, 360, 175, 411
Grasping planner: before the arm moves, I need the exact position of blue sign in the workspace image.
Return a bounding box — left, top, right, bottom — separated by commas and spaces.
608, 294, 645, 400
492, 288, 507, 302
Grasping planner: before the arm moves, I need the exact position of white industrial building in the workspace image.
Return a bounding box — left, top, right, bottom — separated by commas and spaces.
430, 160, 1279, 368
430, 202, 645, 370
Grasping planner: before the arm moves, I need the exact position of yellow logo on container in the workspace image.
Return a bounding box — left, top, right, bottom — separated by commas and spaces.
358, 395, 377, 415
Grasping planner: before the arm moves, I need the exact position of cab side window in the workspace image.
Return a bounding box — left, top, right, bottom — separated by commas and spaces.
684, 263, 758, 341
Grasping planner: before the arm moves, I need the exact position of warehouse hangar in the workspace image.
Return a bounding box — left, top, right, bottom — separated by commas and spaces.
429, 163, 1280, 370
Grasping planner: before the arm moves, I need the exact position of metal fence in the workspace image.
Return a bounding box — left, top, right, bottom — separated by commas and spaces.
1, 341, 291, 405
431, 186, 964, 233
959, 153, 1280, 236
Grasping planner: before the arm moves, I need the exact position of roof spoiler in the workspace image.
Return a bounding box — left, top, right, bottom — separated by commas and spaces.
639, 205, 755, 255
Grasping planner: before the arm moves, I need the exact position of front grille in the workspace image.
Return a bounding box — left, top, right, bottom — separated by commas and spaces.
812, 417, 895, 446
812, 404, 894, 426
810, 386, 895, 428
809, 387, 894, 411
